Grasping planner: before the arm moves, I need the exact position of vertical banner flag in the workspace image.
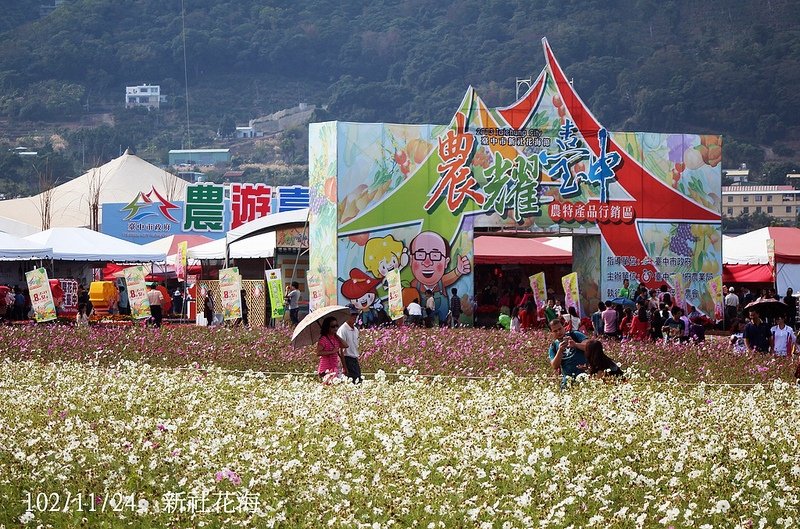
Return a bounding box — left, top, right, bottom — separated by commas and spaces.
385, 269, 404, 320
123, 266, 151, 319
307, 274, 325, 312
265, 269, 285, 319
59, 279, 79, 318
561, 272, 581, 316
530, 272, 547, 310
766, 238, 776, 281
709, 275, 724, 321
176, 241, 188, 281
673, 274, 686, 311
26, 267, 57, 322
219, 267, 242, 321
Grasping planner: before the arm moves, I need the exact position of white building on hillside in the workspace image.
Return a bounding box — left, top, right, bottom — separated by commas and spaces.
125, 84, 166, 110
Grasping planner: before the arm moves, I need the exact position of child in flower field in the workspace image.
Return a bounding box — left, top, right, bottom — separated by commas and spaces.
76, 302, 89, 327
317, 316, 347, 381
582, 339, 624, 379
729, 319, 747, 354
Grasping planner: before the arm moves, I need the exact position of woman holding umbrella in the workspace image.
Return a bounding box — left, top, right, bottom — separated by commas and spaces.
317, 316, 347, 380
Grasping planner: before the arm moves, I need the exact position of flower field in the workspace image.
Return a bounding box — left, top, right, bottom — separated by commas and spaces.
1, 325, 799, 527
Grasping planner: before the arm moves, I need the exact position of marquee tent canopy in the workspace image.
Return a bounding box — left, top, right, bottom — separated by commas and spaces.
226, 208, 308, 245
24, 228, 166, 262
722, 227, 800, 265
0, 232, 52, 260
140, 234, 213, 258
474, 235, 572, 265
722, 227, 800, 290
189, 231, 277, 260
0, 151, 188, 236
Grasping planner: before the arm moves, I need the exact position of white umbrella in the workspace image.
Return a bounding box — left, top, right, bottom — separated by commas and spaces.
290, 305, 351, 348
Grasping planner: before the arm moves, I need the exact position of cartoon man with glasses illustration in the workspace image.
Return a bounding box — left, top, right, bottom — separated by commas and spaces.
409, 231, 470, 301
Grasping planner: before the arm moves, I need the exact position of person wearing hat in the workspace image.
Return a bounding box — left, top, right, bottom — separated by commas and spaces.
337, 304, 362, 383
146, 282, 164, 327
724, 286, 740, 329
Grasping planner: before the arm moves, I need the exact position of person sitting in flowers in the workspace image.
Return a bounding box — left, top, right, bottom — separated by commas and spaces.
581, 339, 624, 379
317, 316, 347, 381
547, 318, 588, 388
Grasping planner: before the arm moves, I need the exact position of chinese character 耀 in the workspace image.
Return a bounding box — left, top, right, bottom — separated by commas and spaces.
425, 112, 485, 212
482, 152, 542, 222
231, 183, 272, 229
183, 184, 225, 232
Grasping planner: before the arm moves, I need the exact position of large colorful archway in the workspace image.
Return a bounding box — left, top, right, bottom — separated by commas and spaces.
309, 38, 722, 319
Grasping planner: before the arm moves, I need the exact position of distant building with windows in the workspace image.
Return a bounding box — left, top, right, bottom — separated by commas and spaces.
723, 164, 750, 184
722, 185, 800, 222
168, 149, 230, 166
125, 84, 166, 110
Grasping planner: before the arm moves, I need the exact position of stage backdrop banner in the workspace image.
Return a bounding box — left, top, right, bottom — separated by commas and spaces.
561, 272, 581, 316
123, 266, 151, 320
219, 267, 242, 321
265, 268, 285, 319
386, 269, 404, 321
26, 267, 57, 323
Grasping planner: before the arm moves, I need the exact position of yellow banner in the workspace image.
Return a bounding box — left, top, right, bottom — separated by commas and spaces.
176, 241, 188, 281
561, 272, 581, 316
386, 269, 404, 320
529, 272, 547, 310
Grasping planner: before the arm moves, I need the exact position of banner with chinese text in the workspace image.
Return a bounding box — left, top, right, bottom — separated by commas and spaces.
561, 272, 581, 316
309, 39, 721, 318
176, 241, 188, 281
529, 272, 547, 310
307, 275, 326, 312
101, 185, 310, 243
26, 268, 57, 322
219, 267, 242, 321
123, 266, 151, 319
385, 269, 404, 321
265, 268, 285, 319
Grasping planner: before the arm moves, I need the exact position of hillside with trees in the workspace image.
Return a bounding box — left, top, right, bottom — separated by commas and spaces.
0, 0, 798, 202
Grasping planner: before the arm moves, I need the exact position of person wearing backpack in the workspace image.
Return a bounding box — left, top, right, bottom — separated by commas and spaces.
547, 318, 588, 388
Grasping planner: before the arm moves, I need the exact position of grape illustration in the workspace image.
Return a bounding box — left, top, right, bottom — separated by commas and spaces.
668, 224, 696, 257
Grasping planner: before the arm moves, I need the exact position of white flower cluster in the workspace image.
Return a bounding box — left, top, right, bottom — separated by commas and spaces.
1, 361, 799, 527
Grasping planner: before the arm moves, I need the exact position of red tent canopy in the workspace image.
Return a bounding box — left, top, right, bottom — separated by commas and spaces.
722, 264, 772, 283
474, 235, 572, 265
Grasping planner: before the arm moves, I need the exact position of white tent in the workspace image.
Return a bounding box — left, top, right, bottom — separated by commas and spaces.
0, 150, 188, 236
189, 232, 277, 260
540, 236, 572, 252
226, 208, 308, 244
25, 228, 166, 262
0, 232, 52, 260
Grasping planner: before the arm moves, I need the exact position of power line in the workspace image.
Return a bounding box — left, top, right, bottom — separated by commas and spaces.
181, 0, 191, 149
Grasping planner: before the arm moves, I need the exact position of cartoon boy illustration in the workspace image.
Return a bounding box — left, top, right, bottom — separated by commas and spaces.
363, 235, 409, 294
340, 268, 381, 327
